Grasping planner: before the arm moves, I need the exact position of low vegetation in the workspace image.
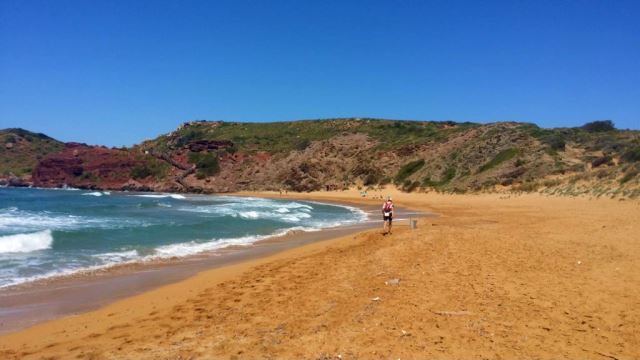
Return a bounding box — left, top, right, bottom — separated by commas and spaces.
582, 120, 616, 133
188, 152, 220, 179
394, 159, 425, 184
130, 158, 171, 180
0, 128, 64, 176
478, 148, 518, 173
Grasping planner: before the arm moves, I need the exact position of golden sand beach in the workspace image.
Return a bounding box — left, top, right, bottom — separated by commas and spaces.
1, 189, 639, 359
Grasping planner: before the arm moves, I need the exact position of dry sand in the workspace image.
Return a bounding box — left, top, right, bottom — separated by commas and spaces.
1, 189, 639, 359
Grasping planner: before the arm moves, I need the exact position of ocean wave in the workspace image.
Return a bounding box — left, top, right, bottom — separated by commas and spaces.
26, 185, 81, 191
178, 199, 316, 223
153, 235, 256, 257
152, 226, 319, 258
0, 208, 84, 231
0, 230, 53, 254
82, 191, 110, 197
91, 249, 140, 262
0, 226, 322, 288
0, 207, 147, 232
132, 194, 186, 200
0, 192, 368, 288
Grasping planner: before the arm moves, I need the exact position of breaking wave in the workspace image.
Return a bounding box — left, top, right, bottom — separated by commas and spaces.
0, 188, 368, 288
0, 230, 53, 254
82, 191, 110, 197
132, 194, 186, 200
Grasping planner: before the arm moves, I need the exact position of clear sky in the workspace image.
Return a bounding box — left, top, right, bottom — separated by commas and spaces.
1, 0, 638, 146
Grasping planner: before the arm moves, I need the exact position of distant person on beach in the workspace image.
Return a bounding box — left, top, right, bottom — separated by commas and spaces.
382, 196, 394, 235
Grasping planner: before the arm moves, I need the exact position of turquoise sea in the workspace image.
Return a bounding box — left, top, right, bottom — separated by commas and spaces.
0, 187, 366, 288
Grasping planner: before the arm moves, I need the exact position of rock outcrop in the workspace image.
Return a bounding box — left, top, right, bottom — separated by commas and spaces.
33, 143, 160, 190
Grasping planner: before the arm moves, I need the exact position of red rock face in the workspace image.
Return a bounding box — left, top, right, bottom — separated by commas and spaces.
33, 143, 146, 189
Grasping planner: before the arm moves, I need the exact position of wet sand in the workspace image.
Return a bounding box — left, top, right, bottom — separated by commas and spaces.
1, 189, 639, 359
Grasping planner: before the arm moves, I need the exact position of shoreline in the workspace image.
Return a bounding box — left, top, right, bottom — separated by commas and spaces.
0, 194, 424, 335
1, 190, 638, 359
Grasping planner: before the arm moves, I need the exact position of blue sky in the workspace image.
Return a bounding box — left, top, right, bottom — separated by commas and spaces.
1, 0, 638, 146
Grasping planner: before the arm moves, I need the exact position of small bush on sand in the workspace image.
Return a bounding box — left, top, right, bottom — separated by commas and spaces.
513, 181, 540, 192
379, 177, 392, 185
363, 173, 381, 186
401, 180, 420, 192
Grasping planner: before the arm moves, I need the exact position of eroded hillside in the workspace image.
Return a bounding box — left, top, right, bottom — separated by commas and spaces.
2, 119, 639, 197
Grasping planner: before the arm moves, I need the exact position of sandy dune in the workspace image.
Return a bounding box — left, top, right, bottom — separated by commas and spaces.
1, 190, 639, 359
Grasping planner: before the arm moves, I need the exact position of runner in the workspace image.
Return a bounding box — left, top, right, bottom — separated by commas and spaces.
382, 196, 394, 235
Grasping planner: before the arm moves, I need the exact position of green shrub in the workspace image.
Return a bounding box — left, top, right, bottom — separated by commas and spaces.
422, 176, 437, 187
224, 144, 238, 154
620, 170, 638, 184
188, 152, 220, 179
395, 159, 425, 184
363, 173, 381, 186
542, 178, 562, 187
581, 120, 615, 133
131, 159, 170, 180
174, 127, 206, 147
421, 167, 456, 188
442, 167, 456, 183
78, 171, 96, 180
543, 134, 566, 151
294, 138, 311, 151
131, 166, 152, 179
401, 180, 420, 192
478, 148, 518, 173
514, 181, 540, 192
621, 147, 640, 163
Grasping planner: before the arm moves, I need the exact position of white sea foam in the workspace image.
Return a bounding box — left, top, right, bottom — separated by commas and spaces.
0, 208, 84, 231
0, 193, 368, 288
0, 230, 53, 254
82, 191, 111, 196
91, 250, 140, 262
82, 191, 104, 196
0, 226, 322, 288
133, 194, 186, 200
0, 208, 144, 232
152, 226, 320, 258
153, 236, 255, 257
179, 199, 317, 223
27, 185, 81, 191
